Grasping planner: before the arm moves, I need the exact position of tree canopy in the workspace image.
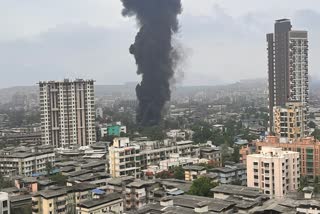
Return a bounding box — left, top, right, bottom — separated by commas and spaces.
312, 129, 320, 141
189, 176, 218, 197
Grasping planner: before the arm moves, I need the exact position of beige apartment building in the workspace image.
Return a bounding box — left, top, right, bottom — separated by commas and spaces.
39, 79, 96, 148
247, 147, 300, 198
109, 138, 141, 178
273, 102, 307, 142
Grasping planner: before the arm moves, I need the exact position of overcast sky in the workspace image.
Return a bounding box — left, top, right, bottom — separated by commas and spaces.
0, 0, 320, 88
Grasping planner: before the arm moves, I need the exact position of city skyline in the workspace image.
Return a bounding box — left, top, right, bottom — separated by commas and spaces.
1, 1, 320, 87
1, 2, 320, 213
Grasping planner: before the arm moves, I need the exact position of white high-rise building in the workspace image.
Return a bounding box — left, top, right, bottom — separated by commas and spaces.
39, 79, 96, 147
247, 147, 300, 198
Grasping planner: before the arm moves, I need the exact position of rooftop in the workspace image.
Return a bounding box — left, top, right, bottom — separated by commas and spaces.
183, 165, 206, 171
127, 180, 156, 188
33, 188, 66, 199
171, 195, 235, 212
67, 169, 92, 177
78, 193, 122, 208
10, 194, 32, 203
211, 185, 263, 198
107, 176, 135, 186
33, 183, 97, 199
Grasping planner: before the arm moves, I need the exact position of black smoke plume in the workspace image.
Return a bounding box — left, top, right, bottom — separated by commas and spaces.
121, 0, 182, 126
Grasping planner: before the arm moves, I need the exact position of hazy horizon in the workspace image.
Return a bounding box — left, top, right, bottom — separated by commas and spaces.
1, 0, 320, 87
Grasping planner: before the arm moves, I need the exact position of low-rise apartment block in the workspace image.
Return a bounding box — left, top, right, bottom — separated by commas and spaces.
31, 183, 97, 214
247, 147, 300, 198
184, 165, 207, 181
0, 145, 55, 176
105, 177, 157, 211
109, 138, 199, 178
211, 162, 247, 185
76, 193, 123, 214
125, 180, 156, 210
200, 147, 221, 166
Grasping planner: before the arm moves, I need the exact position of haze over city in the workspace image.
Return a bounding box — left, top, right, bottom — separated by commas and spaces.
1, 0, 320, 87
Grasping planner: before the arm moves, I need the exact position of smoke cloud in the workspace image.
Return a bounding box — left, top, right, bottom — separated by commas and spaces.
121, 0, 182, 126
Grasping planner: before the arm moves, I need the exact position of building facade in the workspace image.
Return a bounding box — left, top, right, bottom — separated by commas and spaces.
124, 181, 156, 211
267, 19, 309, 136
31, 183, 96, 214
0, 146, 55, 176
247, 147, 300, 198
211, 163, 247, 186
101, 125, 127, 138
0, 192, 9, 214
254, 136, 320, 180
184, 166, 207, 181
76, 193, 123, 214
39, 79, 96, 148
109, 138, 199, 178
273, 102, 306, 142
109, 138, 141, 178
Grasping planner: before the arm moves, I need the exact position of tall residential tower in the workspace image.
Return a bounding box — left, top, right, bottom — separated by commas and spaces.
267, 19, 309, 141
39, 79, 96, 148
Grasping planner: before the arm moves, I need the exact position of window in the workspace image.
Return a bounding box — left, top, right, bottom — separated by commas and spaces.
3, 200, 7, 208
49, 203, 52, 207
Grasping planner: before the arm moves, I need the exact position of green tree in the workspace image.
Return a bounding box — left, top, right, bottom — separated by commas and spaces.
192, 126, 213, 144
314, 176, 320, 193
312, 129, 320, 141
221, 144, 232, 165
45, 161, 53, 176
309, 121, 316, 129
173, 166, 185, 180
50, 173, 67, 186
0, 173, 13, 189
299, 176, 309, 191
141, 125, 166, 141
232, 146, 240, 163
189, 177, 218, 197
155, 171, 172, 179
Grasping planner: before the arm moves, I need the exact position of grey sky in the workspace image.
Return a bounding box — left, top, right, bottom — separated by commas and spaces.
0, 0, 320, 88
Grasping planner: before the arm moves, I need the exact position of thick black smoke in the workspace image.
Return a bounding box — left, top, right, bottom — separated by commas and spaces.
121, 0, 182, 126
